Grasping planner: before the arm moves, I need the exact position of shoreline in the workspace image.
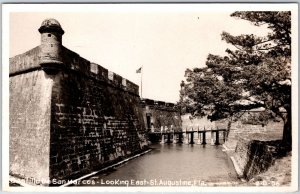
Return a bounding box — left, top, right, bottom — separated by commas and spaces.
61, 149, 152, 187
222, 144, 245, 182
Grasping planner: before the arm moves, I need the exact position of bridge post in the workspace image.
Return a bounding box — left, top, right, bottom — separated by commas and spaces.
185, 128, 189, 144
177, 133, 183, 143
189, 132, 194, 144
215, 131, 220, 145
166, 133, 171, 143
202, 131, 206, 144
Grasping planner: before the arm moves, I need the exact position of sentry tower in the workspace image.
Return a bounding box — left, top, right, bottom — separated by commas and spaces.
38, 18, 64, 67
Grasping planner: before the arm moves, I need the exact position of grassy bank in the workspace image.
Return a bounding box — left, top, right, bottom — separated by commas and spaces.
246, 152, 291, 186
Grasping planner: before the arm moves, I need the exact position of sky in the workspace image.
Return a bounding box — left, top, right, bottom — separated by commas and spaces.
9, 5, 272, 103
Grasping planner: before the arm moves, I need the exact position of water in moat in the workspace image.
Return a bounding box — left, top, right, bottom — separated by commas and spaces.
78, 143, 240, 187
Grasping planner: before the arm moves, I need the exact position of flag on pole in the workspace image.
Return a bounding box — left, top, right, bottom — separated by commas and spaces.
136, 67, 142, 73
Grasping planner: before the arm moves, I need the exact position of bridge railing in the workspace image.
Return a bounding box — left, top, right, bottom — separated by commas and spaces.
148, 127, 227, 133
148, 127, 182, 133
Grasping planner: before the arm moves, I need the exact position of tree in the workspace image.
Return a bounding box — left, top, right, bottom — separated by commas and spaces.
180, 11, 292, 150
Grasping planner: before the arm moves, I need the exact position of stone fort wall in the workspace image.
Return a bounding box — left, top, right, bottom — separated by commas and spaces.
140, 98, 182, 132
9, 19, 148, 185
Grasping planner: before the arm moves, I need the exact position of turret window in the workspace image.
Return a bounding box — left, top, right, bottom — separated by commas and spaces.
48, 34, 51, 37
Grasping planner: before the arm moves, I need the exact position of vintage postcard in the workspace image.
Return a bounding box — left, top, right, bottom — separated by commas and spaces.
2, 3, 298, 192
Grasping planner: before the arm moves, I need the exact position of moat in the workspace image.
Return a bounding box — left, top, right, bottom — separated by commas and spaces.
78, 143, 239, 186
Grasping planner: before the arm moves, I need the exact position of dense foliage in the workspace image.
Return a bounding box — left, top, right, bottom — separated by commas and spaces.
180, 12, 292, 150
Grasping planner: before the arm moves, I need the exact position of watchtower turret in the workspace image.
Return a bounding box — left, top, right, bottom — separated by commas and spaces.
38, 18, 64, 67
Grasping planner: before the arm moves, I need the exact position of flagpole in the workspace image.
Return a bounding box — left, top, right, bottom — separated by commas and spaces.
141, 65, 143, 98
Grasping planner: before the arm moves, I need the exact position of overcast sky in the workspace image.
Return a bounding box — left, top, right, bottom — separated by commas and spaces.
9, 5, 272, 103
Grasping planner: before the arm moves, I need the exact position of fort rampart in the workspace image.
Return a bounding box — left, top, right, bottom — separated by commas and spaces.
9, 19, 148, 185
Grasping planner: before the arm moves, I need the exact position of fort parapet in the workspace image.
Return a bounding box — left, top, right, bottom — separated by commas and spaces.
140, 98, 180, 111
9, 44, 139, 95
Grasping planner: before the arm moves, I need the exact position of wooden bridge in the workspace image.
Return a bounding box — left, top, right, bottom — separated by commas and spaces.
148, 128, 227, 145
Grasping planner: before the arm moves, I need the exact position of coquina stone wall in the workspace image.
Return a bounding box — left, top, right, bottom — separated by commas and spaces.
233, 139, 281, 180
10, 69, 53, 184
